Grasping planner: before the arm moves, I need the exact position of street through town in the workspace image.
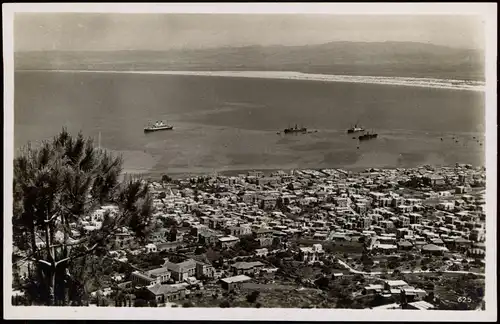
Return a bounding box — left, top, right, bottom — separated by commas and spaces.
336, 258, 485, 277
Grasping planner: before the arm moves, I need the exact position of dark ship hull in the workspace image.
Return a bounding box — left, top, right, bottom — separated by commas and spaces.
144, 126, 174, 133
284, 128, 307, 134
358, 133, 378, 141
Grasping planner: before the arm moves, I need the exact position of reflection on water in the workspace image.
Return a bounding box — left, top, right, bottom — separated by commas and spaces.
14, 71, 485, 178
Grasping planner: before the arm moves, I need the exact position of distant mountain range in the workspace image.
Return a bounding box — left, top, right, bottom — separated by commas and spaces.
14, 41, 485, 80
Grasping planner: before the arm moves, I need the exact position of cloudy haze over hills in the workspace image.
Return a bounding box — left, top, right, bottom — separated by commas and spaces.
14, 13, 485, 80
14, 13, 485, 51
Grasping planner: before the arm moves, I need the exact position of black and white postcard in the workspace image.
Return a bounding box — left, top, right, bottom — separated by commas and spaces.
3, 3, 497, 321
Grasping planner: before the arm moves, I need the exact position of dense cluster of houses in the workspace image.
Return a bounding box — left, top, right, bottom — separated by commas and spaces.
102, 164, 483, 305
13, 164, 486, 308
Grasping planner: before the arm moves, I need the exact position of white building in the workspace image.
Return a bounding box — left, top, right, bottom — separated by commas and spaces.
299, 244, 324, 263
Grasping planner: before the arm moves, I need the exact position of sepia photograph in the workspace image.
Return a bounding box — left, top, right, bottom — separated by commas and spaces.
3, 3, 497, 321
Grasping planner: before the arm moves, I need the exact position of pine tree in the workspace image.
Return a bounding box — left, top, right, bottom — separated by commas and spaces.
13, 128, 154, 305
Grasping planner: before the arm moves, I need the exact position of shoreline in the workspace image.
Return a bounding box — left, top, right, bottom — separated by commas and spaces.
123, 162, 484, 181
16, 69, 485, 92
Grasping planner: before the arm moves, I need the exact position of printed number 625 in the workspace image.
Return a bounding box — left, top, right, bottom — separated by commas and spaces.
458, 297, 472, 303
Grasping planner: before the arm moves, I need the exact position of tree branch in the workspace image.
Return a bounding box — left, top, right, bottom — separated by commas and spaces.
37, 259, 51, 267
55, 239, 103, 267
43, 211, 60, 224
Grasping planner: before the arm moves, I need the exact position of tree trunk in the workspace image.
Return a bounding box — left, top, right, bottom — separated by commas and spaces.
60, 214, 69, 304
30, 222, 46, 301
45, 217, 57, 306
29, 224, 37, 257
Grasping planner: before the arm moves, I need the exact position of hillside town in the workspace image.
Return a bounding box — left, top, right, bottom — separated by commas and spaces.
12, 163, 486, 310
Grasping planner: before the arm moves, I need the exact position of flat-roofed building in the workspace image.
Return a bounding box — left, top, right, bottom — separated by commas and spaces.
231, 261, 265, 276
218, 235, 240, 249
220, 275, 252, 291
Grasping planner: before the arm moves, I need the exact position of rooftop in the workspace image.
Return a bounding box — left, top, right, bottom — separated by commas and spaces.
164, 259, 197, 272
385, 280, 409, 287
408, 300, 435, 310
218, 235, 239, 242
232, 261, 265, 270
147, 283, 186, 296
221, 275, 252, 284
422, 244, 448, 252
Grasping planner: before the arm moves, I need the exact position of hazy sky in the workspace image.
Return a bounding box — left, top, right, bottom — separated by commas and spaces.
14, 13, 485, 52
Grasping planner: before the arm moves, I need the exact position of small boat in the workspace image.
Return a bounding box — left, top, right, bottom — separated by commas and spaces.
347, 123, 365, 134
358, 131, 378, 141
144, 120, 173, 133
283, 124, 307, 134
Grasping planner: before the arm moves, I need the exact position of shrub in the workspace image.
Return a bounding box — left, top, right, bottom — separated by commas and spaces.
220, 300, 231, 308
182, 302, 194, 308
134, 299, 148, 307
99, 298, 109, 307
315, 276, 330, 290
353, 274, 364, 282
246, 291, 260, 303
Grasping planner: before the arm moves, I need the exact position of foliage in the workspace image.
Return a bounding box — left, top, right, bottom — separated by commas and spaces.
127, 252, 165, 270
161, 217, 178, 228
246, 290, 260, 303
12, 128, 154, 305
387, 259, 400, 269
314, 276, 330, 290
169, 227, 178, 242
271, 237, 281, 249
336, 295, 354, 309
391, 269, 401, 277
182, 301, 195, 308
321, 265, 333, 275
219, 300, 231, 308
194, 246, 207, 255
134, 298, 148, 307
421, 257, 432, 266
237, 236, 260, 253
161, 175, 172, 183
361, 251, 374, 266
353, 274, 364, 282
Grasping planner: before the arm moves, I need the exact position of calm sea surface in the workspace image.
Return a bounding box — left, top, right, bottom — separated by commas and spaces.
14, 71, 485, 177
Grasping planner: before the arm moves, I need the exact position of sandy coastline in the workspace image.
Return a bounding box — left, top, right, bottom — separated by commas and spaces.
123, 157, 485, 181
18, 69, 485, 92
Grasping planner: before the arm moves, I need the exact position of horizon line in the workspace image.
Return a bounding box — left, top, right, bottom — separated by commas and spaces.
13, 40, 484, 53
